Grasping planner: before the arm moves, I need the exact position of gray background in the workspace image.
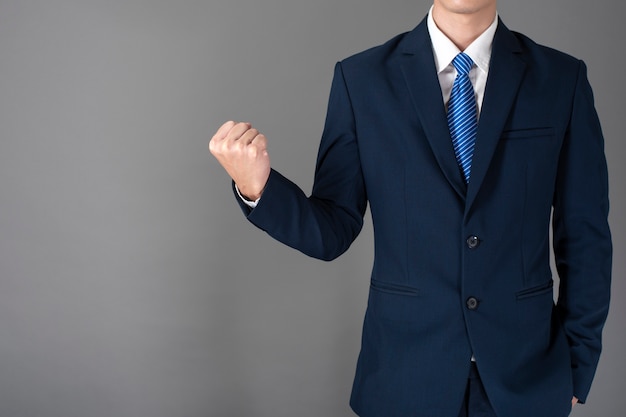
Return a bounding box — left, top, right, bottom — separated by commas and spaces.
0, 0, 623, 416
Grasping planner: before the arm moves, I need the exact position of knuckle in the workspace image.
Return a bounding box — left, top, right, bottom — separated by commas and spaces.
232, 141, 245, 154
208, 140, 219, 154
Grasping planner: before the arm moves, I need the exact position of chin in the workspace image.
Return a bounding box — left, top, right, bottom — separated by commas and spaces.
437, 0, 496, 15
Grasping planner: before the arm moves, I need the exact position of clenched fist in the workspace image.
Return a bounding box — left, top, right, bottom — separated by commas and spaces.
209, 121, 271, 201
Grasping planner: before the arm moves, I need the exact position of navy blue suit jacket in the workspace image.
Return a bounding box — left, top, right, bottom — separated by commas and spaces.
235, 18, 611, 417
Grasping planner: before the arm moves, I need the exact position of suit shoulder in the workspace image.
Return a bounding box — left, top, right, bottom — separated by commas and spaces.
338, 31, 410, 70
511, 30, 582, 68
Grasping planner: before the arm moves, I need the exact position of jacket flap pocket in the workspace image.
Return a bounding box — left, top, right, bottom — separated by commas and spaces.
370, 279, 420, 297
515, 279, 554, 300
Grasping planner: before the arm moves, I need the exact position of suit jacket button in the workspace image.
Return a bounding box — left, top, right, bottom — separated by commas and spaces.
466, 236, 480, 249
466, 297, 479, 310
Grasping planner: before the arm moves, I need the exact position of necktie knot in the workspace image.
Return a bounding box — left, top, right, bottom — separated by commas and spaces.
452, 53, 474, 76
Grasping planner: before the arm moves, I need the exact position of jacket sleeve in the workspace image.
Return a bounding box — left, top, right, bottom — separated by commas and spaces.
552, 60, 612, 403
234, 61, 367, 261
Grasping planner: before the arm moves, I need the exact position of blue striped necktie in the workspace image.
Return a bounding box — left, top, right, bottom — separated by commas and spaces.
447, 53, 477, 184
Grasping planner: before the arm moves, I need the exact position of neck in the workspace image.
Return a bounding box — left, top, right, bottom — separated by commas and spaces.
431, 3, 496, 51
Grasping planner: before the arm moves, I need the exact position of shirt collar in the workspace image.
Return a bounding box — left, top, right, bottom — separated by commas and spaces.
426, 5, 498, 75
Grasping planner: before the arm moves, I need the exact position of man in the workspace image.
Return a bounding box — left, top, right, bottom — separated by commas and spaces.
209, 0, 612, 416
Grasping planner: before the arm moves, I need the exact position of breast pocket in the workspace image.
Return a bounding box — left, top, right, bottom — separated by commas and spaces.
500, 127, 555, 140
495, 126, 561, 197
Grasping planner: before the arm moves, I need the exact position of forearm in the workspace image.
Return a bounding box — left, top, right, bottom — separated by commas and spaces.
236, 169, 366, 261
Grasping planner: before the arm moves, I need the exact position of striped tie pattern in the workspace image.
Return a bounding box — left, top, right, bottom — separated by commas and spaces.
447, 53, 477, 184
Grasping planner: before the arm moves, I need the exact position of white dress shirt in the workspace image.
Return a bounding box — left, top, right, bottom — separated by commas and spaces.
427, 6, 498, 117
238, 8, 499, 208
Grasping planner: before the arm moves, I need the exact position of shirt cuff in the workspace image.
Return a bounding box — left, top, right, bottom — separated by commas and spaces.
235, 184, 260, 208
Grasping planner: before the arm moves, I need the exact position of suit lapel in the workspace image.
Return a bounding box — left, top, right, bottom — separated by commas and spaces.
398, 19, 527, 210
399, 19, 467, 199
465, 21, 526, 214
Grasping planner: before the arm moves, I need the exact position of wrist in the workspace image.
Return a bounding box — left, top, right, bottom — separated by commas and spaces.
235, 184, 262, 208
238, 188, 262, 201
236, 176, 268, 201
